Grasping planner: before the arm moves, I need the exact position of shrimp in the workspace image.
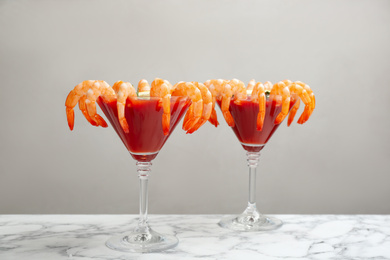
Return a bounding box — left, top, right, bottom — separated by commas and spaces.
65, 80, 108, 130
250, 82, 266, 131
84, 80, 115, 128
137, 79, 150, 92
185, 82, 213, 134
112, 81, 137, 133
280, 79, 301, 126
285, 81, 314, 125
271, 81, 291, 125
220, 79, 247, 127
150, 78, 172, 135
152, 78, 173, 93
172, 82, 203, 132
204, 79, 227, 127
295, 81, 315, 124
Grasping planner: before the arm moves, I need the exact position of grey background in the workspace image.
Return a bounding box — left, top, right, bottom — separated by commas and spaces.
1, 0, 389, 214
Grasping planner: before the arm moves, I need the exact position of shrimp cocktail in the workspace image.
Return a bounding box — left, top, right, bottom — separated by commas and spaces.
204, 79, 315, 231
65, 78, 212, 253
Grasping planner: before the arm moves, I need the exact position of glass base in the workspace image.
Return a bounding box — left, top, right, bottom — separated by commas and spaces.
218, 213, 283, 231
106, 227, 178, 253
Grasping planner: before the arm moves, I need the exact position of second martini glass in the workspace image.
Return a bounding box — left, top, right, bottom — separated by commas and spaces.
217, 95, 296, 231
97, 95, 191, 252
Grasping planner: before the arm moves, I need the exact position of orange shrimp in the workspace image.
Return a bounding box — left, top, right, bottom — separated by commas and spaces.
250, 82, 266, 131
150, 78, 172, 135
286, 81, 314, 124
271, 81, 291, 125
65, 80, 109, 130
172, 82, 203, 132
112, 81, 137, 133
280, 79, 300, 127
220, 79, 247, 127
137, 79, 150, 92
295, 81, 315, 124
203, 79, 227, 127
85, 80, 115, 128
185, 82, 213, 134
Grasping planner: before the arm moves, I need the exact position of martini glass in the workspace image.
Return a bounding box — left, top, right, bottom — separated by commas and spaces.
97, 95, 191, 252
217, 95, 296, 231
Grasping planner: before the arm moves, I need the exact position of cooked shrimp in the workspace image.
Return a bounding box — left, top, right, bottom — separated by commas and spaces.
271, 81, 291, 125
287, 81, 315, 125
185, 82, 213, 134
137, 79, 150, 92
112, 81, 137, 133
65, 80, 107, 130
85, 80, 115, 128
250, 82, 266, 131
220, 79, 247, 127
295, 81, 315, 124
151, 78, 171, 135
172, 82, 203, 132
204, 79, 227, 127
280, 79, 299, 126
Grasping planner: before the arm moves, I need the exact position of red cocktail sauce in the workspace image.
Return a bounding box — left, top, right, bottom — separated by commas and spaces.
98, 96, 191, 161
219, 98, 295, 152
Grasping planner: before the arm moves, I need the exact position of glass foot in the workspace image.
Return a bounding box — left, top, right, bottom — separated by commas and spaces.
219, 214, 283, 231
106, 227, 178, 253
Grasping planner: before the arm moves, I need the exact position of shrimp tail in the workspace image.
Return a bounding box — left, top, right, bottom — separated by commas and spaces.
223, 111, 235, 127
96, 115, 108, 128
66, 107, 75, 131
186, 118, 206, 134
287, 99, 300, 126
208, 109, 219, 127
184, 117, 198, 131
297, 104, 310, 124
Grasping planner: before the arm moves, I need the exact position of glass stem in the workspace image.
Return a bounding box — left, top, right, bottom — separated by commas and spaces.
136, 161, 152, 232
245, 152, 261, 217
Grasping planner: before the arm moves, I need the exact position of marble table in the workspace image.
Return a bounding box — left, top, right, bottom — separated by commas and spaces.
0, 215, 389, 260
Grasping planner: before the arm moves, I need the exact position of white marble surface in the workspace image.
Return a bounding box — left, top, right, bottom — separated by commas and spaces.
0, 215, 389, 260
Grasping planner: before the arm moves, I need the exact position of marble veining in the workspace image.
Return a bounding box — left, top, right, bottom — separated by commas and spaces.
0, 215, 389, 260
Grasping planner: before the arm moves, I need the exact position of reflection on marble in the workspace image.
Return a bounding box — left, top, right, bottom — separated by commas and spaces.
1, 215, 390, 259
